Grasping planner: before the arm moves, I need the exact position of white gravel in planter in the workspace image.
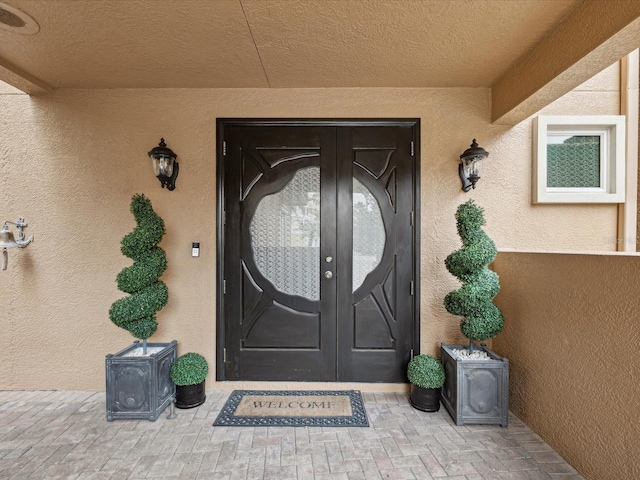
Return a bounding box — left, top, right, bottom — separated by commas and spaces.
451, 349, 493, 360
123, 346, 166, 357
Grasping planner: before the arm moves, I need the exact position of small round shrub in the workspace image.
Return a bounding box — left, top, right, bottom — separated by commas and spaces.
407, 355, 445, 389
170, 353, 209, 386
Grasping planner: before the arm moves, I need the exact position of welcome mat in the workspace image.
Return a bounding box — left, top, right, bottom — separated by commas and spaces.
213, 390, 368, 427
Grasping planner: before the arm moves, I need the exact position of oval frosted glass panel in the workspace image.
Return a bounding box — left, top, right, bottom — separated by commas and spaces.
250, 167, 320, 301
353, 178, 385, 291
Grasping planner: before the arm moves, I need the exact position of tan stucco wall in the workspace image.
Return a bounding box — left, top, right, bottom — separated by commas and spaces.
493, 251, 640, 480
0, 63, 621, 391
0, 81, 24, 94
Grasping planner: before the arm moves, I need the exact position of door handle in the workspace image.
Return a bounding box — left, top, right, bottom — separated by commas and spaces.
324, 270, 333, 279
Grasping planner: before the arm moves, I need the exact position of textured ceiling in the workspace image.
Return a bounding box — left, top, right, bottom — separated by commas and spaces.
0, 0, 583, 90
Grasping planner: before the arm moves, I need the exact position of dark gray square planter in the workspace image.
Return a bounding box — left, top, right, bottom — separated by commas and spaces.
105, 340, 177, 422
440, 343, 509, 427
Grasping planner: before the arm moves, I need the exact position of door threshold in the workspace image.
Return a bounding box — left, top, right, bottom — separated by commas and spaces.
210, 381, 409, 393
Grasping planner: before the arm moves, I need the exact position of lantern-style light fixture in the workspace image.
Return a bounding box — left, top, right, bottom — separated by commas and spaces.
148, 138, 179, 190
0, 217, 33, 270
459, 139, 489, 192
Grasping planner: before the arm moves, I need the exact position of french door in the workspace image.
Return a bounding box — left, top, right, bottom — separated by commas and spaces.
217, 119, 419, 382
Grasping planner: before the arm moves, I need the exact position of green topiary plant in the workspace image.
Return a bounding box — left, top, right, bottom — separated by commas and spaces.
444, 199, 504, 352
170, 352, 209, 386
407, 354, 445, 389
109, 194, 168, 353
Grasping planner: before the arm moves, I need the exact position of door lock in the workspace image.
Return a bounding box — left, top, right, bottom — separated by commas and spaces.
324, 270, 333, 279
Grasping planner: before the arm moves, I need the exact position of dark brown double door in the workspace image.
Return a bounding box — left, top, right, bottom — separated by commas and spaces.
217, 120, 419, 382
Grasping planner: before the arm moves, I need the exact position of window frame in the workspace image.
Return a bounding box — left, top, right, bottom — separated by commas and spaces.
533, 115, 626, 203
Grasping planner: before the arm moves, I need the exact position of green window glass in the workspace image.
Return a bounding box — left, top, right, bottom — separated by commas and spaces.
547, 135, 601, 188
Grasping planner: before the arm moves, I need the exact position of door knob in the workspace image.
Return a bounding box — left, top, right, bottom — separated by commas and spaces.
324, 270, 333, 279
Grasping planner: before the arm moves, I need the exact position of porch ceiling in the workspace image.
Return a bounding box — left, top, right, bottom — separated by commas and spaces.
1, 0, 640, 123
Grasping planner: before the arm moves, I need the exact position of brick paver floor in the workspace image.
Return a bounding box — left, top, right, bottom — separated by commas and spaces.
0, 390, 584, 479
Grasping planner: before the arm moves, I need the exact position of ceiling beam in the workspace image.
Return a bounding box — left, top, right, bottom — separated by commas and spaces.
491, 0, 640, 125
0, 56, 53, 95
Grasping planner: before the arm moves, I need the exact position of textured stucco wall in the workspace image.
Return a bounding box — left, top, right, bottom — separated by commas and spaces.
0, 82, 24, 94
0, 63, 621, 391
493, 251, 640, 480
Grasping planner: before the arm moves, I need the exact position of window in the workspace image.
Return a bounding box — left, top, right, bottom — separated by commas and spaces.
533, 115, 625, 203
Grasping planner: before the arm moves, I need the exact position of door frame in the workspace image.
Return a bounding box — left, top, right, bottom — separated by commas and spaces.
215, 118, 421, 381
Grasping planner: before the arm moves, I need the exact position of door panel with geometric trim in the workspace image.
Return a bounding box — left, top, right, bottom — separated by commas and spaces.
217, 120, 418, 382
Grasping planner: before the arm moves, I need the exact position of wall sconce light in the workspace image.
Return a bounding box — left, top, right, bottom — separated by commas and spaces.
459, 139, 489, 192
148, 138, 178, 191
0, 217, 33, 270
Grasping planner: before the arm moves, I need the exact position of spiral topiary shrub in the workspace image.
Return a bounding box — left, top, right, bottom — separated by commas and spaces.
170, 353, 209, 386
407, 355, 445, 389
444, 200, 504, 351
109, 194, 168, 341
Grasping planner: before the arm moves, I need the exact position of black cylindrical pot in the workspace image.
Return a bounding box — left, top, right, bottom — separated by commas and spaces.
409, 384, 441, 412
175, 380, 206, 409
